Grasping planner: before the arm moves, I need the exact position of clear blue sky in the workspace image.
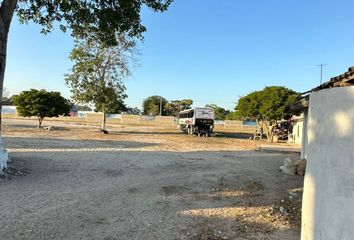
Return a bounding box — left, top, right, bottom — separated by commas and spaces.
6, 0, 354, 110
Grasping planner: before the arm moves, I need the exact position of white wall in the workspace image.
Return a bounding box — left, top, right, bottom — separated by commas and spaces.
292, 116, 304, 145
0, 135, 8, 172
301, 86, 354, 240
301, 110, 308, 159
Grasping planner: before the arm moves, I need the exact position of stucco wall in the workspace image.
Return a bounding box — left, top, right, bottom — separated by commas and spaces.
293, 120, 303, 145
0, 135, 8, 172
301, 110, 308, 159
301, 86, 354, 240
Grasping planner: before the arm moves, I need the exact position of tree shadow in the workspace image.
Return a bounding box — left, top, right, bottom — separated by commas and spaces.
109, 130, 181, 136
3, 137, 158, 150
215, 131, 254, 139
4, 124, 39, 129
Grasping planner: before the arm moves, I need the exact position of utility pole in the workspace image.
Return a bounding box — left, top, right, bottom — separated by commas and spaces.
159, 97, 162, 116
317, 64, 327, 85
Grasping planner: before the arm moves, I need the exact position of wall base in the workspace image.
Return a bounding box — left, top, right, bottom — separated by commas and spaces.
0, 136, 8, 173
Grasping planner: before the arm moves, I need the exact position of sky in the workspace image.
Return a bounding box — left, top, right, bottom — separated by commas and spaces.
5, 0, 354, 111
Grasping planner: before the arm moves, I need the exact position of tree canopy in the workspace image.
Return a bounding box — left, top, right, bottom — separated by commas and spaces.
74, 105, 92, 112
143, 95, 168, 116
165, 99, 193, 116
65, 36, 133, 130
224, 111, 243, 121
0, 0, 172, 131
16, 0, 173, 45
124, 107, 142, 115
13, 89, 71, 128
236, 86, 298, 141
205, 104, 230, 120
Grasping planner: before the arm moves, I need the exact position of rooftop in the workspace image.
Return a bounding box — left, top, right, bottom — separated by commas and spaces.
291, 66, 354, 111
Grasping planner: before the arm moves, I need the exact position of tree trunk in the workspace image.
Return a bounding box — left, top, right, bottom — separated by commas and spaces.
0, 0, 17, 172
256, 118, 267, 139
264, 120, 275, 143
38, 116, 44, 128
102, 110, 106, 130
268, 126, 275, 142
0, 0, 18, 130
256, 119, 262, 133
0, 19, 9, 131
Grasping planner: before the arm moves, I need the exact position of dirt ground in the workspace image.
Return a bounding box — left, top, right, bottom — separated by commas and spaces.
0, 119, 303, 240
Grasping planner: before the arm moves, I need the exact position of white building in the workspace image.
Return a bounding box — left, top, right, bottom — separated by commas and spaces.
292, 66, 354, 240
288, 113, 304, 146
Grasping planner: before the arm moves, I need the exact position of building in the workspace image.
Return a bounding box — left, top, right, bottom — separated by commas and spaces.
291, 66, 354, 240
288, 113, 304, 145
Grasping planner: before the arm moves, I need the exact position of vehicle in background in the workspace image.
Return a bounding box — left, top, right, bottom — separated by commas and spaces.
178, 108, 215, 136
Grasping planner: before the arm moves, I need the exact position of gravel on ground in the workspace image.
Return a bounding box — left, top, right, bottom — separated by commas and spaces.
0, 119, 303, 240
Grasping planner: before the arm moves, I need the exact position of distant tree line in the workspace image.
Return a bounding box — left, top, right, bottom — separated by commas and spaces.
142, 96, 194, 116
10, 85, 299, 140
142, 96, 242, 120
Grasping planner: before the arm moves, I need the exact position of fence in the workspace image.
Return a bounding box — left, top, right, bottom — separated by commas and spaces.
2, 111, 257, 131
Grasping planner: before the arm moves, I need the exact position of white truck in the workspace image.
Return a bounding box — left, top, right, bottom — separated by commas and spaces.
178, 107, 215, 136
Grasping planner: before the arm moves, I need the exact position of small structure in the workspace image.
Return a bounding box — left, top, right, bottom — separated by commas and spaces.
291, 66, 354, 240
288, 114, 304, 145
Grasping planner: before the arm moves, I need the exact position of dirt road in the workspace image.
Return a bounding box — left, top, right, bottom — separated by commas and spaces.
0, 119, 303, 240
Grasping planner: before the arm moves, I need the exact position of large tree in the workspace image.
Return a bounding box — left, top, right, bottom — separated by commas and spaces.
143, 95, 167, 116
205, 104, 230, 120
0, 0, 172, 129
236, 86, 298, 142
124, 107, 142, 115
13, 89, 71, 128
165, 99, 193, 116
225, 111, 243, 120
65, 36, 133, 131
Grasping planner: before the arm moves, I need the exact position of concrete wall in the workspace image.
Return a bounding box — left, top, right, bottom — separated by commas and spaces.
2, 114, 257, 131
222, 120, 257, 132
301, 86, 354, 240
155, 116, 176, 126
0, 135, 8, 172
290, 115, 304, 145
293, 120, 303, 145
301, 110, 308, 159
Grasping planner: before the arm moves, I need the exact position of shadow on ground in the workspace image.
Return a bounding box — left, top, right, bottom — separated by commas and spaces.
215, 131, 254, 139
109, 130, 181, 136
1, 145, 303, 240
3, 137, 158, 150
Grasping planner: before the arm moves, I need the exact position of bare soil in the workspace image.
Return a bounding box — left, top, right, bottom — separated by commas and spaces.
0, 119, 303, 240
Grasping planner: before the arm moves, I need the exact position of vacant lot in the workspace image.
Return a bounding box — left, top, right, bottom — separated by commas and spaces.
0, 119, 303, 240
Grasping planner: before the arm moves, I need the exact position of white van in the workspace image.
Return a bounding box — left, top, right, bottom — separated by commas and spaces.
178, 107, 215, 136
